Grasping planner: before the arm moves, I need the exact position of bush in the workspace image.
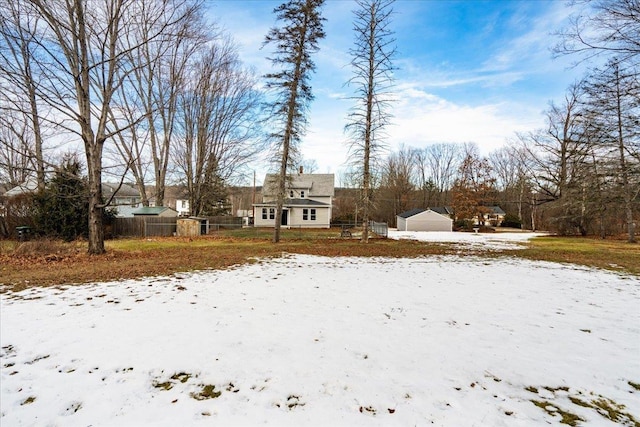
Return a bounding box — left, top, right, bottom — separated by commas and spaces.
501, 213, 522, 229
32, 156, 89, 241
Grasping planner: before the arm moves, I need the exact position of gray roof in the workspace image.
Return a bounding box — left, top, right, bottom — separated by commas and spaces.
255, 198, 330, 207
397, 208, 427, 219
262, 173, 335, 197
103, 182, 140, 198
429, 206, 454, 216
487, 206, 506, 215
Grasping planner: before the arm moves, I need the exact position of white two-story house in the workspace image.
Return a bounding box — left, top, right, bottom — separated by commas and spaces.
253, 171, 334, 229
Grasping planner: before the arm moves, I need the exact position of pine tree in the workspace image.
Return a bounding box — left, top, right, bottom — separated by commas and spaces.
33, 156, 89, 241
263, 0, 326, 243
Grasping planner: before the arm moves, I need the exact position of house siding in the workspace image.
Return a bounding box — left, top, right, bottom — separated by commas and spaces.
397, 209, 452, 232
253, 173, 334, 229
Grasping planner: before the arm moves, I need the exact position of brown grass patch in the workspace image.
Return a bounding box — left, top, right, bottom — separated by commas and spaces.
508, 235, 640, 276
0, 235, 456, 292
2, 232, 638, 293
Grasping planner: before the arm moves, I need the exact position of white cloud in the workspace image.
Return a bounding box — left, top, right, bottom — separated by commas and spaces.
391, 85, 545, 154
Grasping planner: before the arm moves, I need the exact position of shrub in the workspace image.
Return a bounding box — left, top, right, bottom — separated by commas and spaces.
501, 213, 522, 229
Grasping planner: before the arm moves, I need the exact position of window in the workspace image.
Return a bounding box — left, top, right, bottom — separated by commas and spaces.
290, 190, 294, 198
300, 190, 305, 198
303, 208, 308, 220
262, 208, 267, 219
310, 208, 316, 220
269, 208, 275, 219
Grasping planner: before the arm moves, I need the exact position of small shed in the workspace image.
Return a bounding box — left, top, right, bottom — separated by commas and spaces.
397, 208, 453, 232
131, 206, 178, 217
177, 217, 209, 237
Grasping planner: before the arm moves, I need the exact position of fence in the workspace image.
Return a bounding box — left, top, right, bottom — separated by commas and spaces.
112, 217, 177, 238
369, 220, 388, 238
111, 216, 244, 238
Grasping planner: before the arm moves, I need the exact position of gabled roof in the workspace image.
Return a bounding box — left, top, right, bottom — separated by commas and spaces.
4, 178, 39, 197
262, 173, 335, 197
397, 208, 427, 219
429, 206, 454, 216
487, 205, 506, 215
103, 182, 140, 198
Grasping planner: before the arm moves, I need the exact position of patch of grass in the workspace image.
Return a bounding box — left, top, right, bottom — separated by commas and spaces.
190, 384, 221, 400
629, 381, 640, 391
0, 236, 458, 292
153, 381, 173, 391
591, 397, 638, 425
525, 386, 539, 394
21, 396, 36, 405
170, 372, 191, 383
531, 399, 585, 426
514, 236, 640, 276
2, 231, 638, 292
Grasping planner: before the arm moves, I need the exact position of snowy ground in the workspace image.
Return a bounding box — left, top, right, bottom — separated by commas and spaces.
1, 232, 639, 426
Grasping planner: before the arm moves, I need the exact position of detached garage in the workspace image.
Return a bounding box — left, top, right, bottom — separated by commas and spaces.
397, 208, 453, 232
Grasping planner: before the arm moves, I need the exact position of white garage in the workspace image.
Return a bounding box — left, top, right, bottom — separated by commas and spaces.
397, 208, 453, 232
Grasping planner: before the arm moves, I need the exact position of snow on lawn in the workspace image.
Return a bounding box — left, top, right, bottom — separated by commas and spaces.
1, 235, 639, 426
388, 229, 548, 251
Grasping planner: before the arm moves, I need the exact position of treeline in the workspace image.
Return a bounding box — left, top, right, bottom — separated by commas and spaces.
340, 57, 640, 237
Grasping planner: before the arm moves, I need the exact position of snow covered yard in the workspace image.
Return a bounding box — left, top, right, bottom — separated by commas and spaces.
1, 233, 639, 426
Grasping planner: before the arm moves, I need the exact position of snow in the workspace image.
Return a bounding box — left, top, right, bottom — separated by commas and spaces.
1, 232, 639, 426
388, 230, 548, 251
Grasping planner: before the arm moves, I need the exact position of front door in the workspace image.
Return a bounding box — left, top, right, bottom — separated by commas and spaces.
281, 209, 288, 226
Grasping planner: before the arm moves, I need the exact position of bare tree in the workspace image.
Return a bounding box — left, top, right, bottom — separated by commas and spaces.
345, 0, 395, 242
18, 0, 198, 254
0, 109, 36, 185
377, 144, 416, 225
174, 39, 263, 216
555, 0, 640, 66
489, 144, 531, 223
419, 143, 463, 207
0, 0, 47, 190
518, 82, 595, 235
263, 0, 326, 243
109, 0, 207, 207
583, 60, 639, 242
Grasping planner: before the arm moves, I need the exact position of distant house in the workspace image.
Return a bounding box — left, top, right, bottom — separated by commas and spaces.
478, 206, 506, 226
131, 206, 178, 218
397, 208, 453, 232
148, 186, 190, 217
253, 171, 334, 228
3, 178, 39, 198
426, 205, 506, 227
103, 183, 142, 217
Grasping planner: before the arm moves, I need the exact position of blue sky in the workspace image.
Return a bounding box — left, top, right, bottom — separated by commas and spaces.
207, 0, 590, 179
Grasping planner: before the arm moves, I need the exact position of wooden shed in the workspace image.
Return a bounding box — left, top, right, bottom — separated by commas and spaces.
397, 208, 453, 232
177, 217, 209, 237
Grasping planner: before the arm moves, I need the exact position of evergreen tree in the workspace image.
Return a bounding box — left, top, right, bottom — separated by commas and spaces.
263, 0, 326, 243
33, 156, 89, 241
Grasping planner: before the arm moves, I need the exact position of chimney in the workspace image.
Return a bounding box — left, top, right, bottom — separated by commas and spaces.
299, 166, 303, 174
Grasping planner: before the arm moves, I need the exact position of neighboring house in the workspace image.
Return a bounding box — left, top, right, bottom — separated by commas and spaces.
103, 183, 142, 217
2, 179, 141, 218
253, 171, 335, 228
131, 206, 178, 217
476, 206, 506, 226
3, 178, 39, 198
148, 186, 190, 217
397, 208, 453, 232
427, 205, 506, 227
